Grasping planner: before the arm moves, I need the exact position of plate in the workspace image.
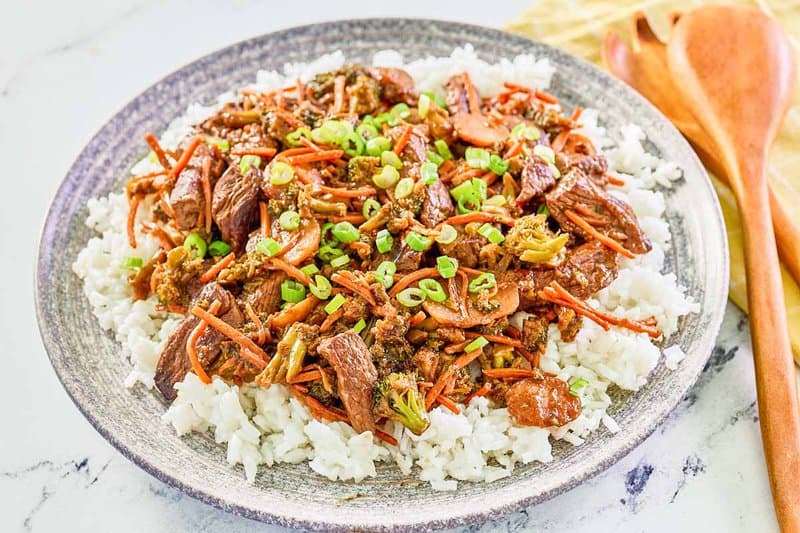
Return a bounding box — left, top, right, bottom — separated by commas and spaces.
35, 19, 728, 531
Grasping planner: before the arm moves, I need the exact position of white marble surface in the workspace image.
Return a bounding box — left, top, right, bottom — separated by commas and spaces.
0, 0, 788, 531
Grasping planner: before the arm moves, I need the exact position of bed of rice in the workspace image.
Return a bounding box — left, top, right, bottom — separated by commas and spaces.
72, 46, 698, 490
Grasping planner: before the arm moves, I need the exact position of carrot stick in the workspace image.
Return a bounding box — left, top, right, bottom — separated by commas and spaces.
271, 295, 319, 328
516, 346, 540, 367
551, 131, 570, 153
240, 347, 270, 369
320, 308, 344, 333
393, 125, 414, 155
482, 368, 537, 379
446, 212, 515, 227
288, 369, 322, 384
198, 252, 236, 283
504, 140, 523, 159
463, 72, 480, 113
298, 137, 321, 152
331, 272, 376, 306
410, 311, 426, 327
534, 89, 559, 104
437, 395, 461, 414
267, 257, 312, 285
375, 429, 398, 446
169, 135, 203, 179
244, 302, 265, 345
457, 270, 469, 305
322, 214, 366, 224
191, 306, 268, 367
231, 147, 277, 158
388, 267, 440, 297
481, 171, 499, 186
295, 78, 304, 103
276, 147, 315, 158
259, 202, 270, 239
127, 194, 143, 248
465, 331, 523, 348
464, 383, 491, 404
444, 339, 471, 354
200, 157, 213, 234
286, 149, 344, 165
563, 209, 635, 259
317, 185, 377, 198
144, 133, 172, 170
571, 106, 583, 122
186, 300, 222, 384
503, 81, 533, 94
453, 348, 483, 369
605, 174, 626, 186
426, 367, 455, 409
332, 75, 345, 114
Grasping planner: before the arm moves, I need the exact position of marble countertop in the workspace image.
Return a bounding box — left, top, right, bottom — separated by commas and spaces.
1, 0, 789, 531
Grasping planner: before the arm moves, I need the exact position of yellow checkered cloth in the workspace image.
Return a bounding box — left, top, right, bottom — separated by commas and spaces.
507, 0, 800, 362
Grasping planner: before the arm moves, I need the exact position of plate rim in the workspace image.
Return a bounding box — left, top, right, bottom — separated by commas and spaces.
35, 17, 729, 531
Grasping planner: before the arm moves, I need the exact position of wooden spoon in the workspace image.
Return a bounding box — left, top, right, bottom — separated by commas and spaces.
603, 11, 800, 286
668, 6, 800, 529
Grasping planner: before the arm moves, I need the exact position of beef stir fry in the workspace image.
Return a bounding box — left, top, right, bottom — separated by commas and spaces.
125, 66, 661, 441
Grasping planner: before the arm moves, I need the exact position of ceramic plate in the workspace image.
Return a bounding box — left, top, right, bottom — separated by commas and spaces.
35, 19, 728, 531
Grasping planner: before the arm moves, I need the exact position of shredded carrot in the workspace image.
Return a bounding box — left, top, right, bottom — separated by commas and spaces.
410, 310, 426, 327
191, 307, 268, 368
144, 133, 172, 170
393, 125, 414, 155
323, 214, 366, 224
267, 257, 312, 285
127, 194, 143, 248
551, 131, 570, 153
503, 81, 533, 94
426, 367, 455, 409
388, 267, 440, 297
259, 202, 270, 238
286, 149, 344, 165
169, 135, 203, 179
332, 75, 346, 114
563, 209, 635, 259
277, 147, 315, 158
331, 272, 376, 306
198, 252, 236, 283
186, 300, 222, 384
320, 307, 344, 333
540, 281, 661, 338
291, 384, 309, 394
295, 78, 304, 103
463, 72, 480, 113
304, 393, 349, 423
516, 346, 540, 367
534, 89, 559, 104
438, 159, 455, 177
482, 368, 537, 380
200, 157, 213, 233
166, 304, 187, 314
141, 222, 175, 250
457, 270, 469, 305
465, 331, 523, 348
481, 171, 499, 186
288, 369, 322, 384
298, 136, 321, 152
244, 302, 265, 345
504, 139, 523, 158
464, 383, 491, 404
571, 106, 584, 122
437, 395, 461, 414
317, 185, 377, 198
444, 339, 471, 354
446, 212, 515, 227
375, 430, 399, 446
271, 295, 319, 328
230, 146, 277, 158
605, 174, 626, 186
453, 348, 483, 369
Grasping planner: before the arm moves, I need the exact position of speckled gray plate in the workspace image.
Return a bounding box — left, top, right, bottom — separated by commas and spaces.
35, 19, 728, 532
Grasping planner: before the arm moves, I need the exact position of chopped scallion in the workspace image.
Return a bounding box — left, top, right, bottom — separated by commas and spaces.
330, 254, 350, 269
239, 155, 262, 174
569, 378, 589, 396
381, 150, 403, 169
533, 144, 556, 165
478, 223, 505, 244
397, 287, 426, 307
332, 221, 360, 243
434, 139, 453, 160
325, 293, 346, 314
183, 233, 207, 259
122, 256, 143, 269
375, 260, 397, 289
309, 274, 332, 300
405, 231, 432, 252
362, 198, 382, 219
279, 210, 301, 231
418, 93, 431, 119
376, 229, 393, 254
426, 150, 444, 167
208, 240, 232, 257
300, 263, 319, 276
373, 165, 400, 189
353, 318, 367, 334
465, 147, 491, 169
366, 136, 391, 156
281, 279, 306, 303
205, 135, 230, 151
488, 154, 509, 175
317, 244, 344, 262
468, 272, 496, 293
256, 237, 281, 257
418, 279, 446, 302
421, 161, 439, 185
465, 336, 489, 352
435, 224, 458, 245
395, 177, 414, 199
436, 255, 459, 279
269, 161, 295, 185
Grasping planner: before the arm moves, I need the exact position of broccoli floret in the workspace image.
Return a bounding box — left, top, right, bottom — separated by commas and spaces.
373, 372, 430, 435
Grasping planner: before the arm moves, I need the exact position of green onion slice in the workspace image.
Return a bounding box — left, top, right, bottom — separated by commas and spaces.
183, 233, 207, 259
353, 318, 367, 334
309, 274, 332, 300
418, 279, 446, 302
395, 177, 414, 199
375, 260, 397, 289
332, 221, 360, 243
286, 127, 312, 146
317, 244, 344, 262
537, 204, 550, 216
256, 237, 281, 257
269, 161, 295, 185
205, 135, 230, 151
376, 229, 393, 254
373, 165, 400, 189
434, 139, 453, 160
122, 256, 143, 269
533, 144, 556, 165
424, 92, 447, 109
426, 150, 444, 167
465, 147, 491, 169
279, 210, 301, 231
300, 263, 319, 276
381, 150, 403, 169
342, 130, 365, 157
208, 240, 232, 257
391, 103, 411, 120
569, 378, 589, 396
484, 195, 507, 207
366, 136, 392, 156
418, 93, 431, 119
465, 336, 489, 352
239, 155, 261, 175
468, 272, 497, 293
510, 123, 541, 141
330, 254, 351, 269
435, 224, 458, 245
436, 255, 459, 279
325, 293, 347, 314
281, 279, 307, 303
397, 287, 426, 307
405, 231, 432, 252
356, 123, 379, 140
478, 223, 505, 244
362, 198, 382, 219
488, 154, 509, 175
320, 222, 340, 246
421, 161, 439, 185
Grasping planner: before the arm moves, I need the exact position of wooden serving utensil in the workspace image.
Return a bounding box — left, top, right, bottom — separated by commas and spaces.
603, 11, 800, 287
667, 6, 800, 529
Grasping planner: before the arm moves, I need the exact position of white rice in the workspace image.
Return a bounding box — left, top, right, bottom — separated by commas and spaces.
72, 45, 699, 489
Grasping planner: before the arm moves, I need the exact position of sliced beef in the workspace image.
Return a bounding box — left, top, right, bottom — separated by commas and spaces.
545, 169, 651, 254
241, 271, 285, 314
154, 282, 242, 401
316, 331, 378, 433
170, 142, 226, 230
394, 239, 423, 273
557, 307, 583, 342
515, 156, 556, 207
387, 125, 428, 165
437, 231, 483, 268
505, 376, 582, 427
212, 165, 262, 254
445, 73, 478, 114
513, 240, 619, 309
570, 154, 608, 185
520, 315, 549, 361
370, 67, 416, 104
420, 179, 454, 227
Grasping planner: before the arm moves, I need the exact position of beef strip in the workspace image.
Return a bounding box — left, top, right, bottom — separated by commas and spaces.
420, 179, 455, 227
515, 156, 556, 207
316, 331, 378, 433
241, 271, 285, 314
513, 240, 619, 309
154, 282, 243, 401
212, 165, 262, 254
545, 169, 651, 254
437, 231, 483, 268
505, 376, 582, 427
170, 167, 204, 229
370, 67, 417, 104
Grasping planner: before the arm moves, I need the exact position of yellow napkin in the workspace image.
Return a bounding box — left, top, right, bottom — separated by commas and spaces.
507, 0, 800, 363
